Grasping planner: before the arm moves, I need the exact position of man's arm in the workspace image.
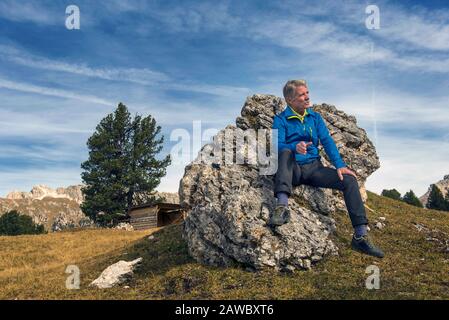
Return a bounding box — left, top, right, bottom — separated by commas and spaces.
315, 114, 346, 169
272, 115, 297, 153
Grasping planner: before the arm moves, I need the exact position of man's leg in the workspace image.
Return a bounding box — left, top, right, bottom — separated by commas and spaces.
303, 163, 368, 227
270, 149, 301, 226
303, 162, 384, 258
274, 149, 302, 201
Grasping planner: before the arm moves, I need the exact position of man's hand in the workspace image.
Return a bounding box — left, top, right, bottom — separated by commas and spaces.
337, 167, 357, 181
296, 141, 312, 154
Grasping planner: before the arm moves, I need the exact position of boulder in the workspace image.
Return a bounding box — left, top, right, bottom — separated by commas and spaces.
114, 222, 134, 231
179, 94, 380, 271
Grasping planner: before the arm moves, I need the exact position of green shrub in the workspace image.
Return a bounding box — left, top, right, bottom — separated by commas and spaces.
381, 188, 401, 201
0, 210, 46, 236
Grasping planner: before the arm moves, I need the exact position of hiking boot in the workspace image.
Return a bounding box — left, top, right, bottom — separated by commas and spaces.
351, 235, 385, 258
268, 205, 290, 226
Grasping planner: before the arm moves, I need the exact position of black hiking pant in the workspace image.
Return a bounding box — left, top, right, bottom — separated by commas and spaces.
274, 149, 368, 227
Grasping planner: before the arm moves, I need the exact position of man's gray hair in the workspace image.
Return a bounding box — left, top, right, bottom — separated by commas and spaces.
283, 79, 307, 101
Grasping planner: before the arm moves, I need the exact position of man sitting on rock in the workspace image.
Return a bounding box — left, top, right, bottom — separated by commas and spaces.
270, 79, 384, 258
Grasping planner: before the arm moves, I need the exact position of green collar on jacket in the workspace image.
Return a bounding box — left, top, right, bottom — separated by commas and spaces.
285, 106, 314, 123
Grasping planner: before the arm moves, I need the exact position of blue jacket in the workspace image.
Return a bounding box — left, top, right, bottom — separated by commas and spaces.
272, 106, 346, 169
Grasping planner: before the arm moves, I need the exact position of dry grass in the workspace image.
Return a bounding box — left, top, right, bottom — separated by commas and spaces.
0, 228, 156, 299
1, 192, 448, 300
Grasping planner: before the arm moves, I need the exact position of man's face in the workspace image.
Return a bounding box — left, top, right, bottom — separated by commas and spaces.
288, 85, 310, 110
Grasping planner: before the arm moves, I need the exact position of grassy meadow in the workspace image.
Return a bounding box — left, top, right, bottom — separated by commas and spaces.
0, 192, 448, 300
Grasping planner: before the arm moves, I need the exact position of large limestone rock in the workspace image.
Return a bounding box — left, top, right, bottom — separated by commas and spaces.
179, 94, 380, 272
420, 175, 449, 207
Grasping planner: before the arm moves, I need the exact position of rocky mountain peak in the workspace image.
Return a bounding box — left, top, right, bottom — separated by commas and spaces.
5, 184, 84, 204
420, 175, 449, 207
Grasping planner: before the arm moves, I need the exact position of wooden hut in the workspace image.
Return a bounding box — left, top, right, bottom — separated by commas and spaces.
128, 202, 184, 230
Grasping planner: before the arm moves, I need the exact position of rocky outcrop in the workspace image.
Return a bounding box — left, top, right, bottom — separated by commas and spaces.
420, 175, 449, 207
156, 192, 179, 204
51, 211, 93, 232
90, 258, 143, 289
6, 184, 84, 204
179, 94, 380, 272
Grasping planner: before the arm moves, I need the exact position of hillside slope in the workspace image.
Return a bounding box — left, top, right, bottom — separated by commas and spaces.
0, 192, 448, 300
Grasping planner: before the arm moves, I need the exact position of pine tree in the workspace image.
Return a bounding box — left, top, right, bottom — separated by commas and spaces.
381, 188, 401, 201
402, 190, 423, 208
81, 103, 171, 226
426, 184, 447, 211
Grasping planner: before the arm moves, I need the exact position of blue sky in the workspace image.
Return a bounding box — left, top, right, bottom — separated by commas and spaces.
0, 0, 448, 197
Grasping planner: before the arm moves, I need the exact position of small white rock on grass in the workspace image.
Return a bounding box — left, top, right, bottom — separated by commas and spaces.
375, 222, 384, 230
90, 258, 143, 289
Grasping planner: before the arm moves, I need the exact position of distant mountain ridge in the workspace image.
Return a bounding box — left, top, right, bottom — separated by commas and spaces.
0, 196, 87, 232
4, 184, 179, 205
1, 184, 179, 232
5, 184, 84, 204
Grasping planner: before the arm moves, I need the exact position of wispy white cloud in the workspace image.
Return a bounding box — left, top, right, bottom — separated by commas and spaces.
366, 134, 449, 197
332, 89, 449, 127
121, 1, 241, 35
0, 108, 93, 137
0, 44, 251, 97
375, 6, 449, 51
245, 14, 449, 73
0, 144, 81, 163
125, 0, 449, 73
0, 0, 59, 25
276, 0, 449, 52
0, 78, 115, 106
0, 45, 169, 85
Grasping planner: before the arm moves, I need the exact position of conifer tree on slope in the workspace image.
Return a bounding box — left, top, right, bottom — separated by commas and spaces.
81, 103, 171, 226
426, 184, 447, 211
402, 190, 423, 208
